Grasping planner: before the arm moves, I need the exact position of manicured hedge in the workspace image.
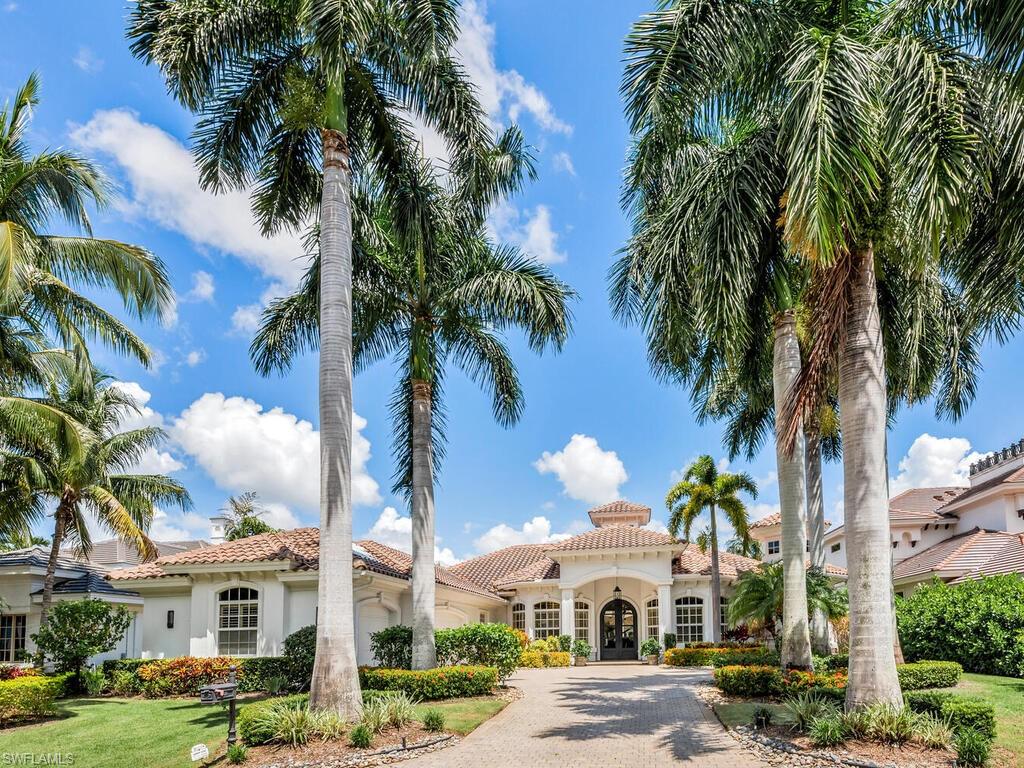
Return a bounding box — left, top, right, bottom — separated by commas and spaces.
519, 651, 570, 668
102, 656, 290, 697
0, 675, 66, 724
905, 691, 996, 741
358, 665, 497, 700
370, 623, 522, 682
897, 660, 962, 690
713, 665, 784, 696
664, 646, 776, 667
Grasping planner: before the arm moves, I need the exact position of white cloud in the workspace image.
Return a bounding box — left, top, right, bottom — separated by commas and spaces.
185, 271, 215, 303
534, 434, 628, 505
109, 381, 183, 474
73, 47, 103, 73
455, 0, 571, 135
552, 151, 576, 176
747, 502, 782, 522
232, 304, 263, 334
363, 507, 459, 567
70, 110, 306, 288
473, 515, 586, 554
147, 349, 167, 375
670, 455, 731, 484
150, 508, 216, 541
490, 202, 566, 264
161, 295, 179, 328
171, 393, 381, 512
890, 433, 984, 495
185, 349, 206, 367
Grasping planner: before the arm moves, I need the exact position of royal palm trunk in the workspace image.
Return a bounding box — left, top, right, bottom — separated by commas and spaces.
410, 379, 437, 669
806, 428, 831, 654
840, 245, 902, 708
774, 310, 812, 670
708, 502, 722, 643
38, 500, 71, 632
309, 113, 363, 718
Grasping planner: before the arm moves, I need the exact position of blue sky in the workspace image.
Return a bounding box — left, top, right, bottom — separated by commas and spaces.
3, 1, 1022, 563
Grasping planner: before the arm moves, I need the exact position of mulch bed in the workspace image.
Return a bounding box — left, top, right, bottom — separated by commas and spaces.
246, 722, 456, 768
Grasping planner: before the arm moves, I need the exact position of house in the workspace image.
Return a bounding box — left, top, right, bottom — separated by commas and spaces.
751, 437, 1024, 595
100, 500, 766, 664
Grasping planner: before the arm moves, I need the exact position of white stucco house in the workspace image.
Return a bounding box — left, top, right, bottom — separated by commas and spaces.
79, 500, 766, 665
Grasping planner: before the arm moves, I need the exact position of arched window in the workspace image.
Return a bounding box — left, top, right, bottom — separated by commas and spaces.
533, 601, 560, 639
218, 586, 259, 656
645, 599, 659, 640
574, 600, 590, 644
675, 596, 704, 644
511, 603, 526, 632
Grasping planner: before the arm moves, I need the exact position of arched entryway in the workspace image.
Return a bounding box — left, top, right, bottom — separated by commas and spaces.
599, 598, 638, 660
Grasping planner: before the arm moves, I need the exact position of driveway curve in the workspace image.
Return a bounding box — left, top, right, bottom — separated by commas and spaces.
405, 664, 767, 767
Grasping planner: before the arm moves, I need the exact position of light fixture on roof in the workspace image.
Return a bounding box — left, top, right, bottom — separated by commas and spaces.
613, 584, 622, 601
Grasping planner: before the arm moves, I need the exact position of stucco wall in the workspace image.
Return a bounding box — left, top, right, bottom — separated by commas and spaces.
140, 593, 191, 658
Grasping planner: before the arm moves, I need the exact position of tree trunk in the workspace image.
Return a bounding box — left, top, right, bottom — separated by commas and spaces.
709, 503, 722, 643
839, 244, 902, 709
806, 427, 831, 654
308, 92, 363, 718
775, 310, 812, 670
38, 500, 71, 634
410, 379, 437, 669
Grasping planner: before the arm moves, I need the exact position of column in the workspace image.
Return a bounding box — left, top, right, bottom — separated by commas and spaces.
526, 601, 536, 640
657, 584, 673, 648
561, 588, 575, 644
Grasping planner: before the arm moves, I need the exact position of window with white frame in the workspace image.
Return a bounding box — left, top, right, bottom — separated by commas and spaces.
767, 540, 780, 555
675, 596, 704, 643
720, 596, 729, 637
218, 587, 259, 656
511, 603, 525, 631
533, 601, 560, 639
645, 599, 659, 640
574, 600, 589, 643
0, 615, 26, 662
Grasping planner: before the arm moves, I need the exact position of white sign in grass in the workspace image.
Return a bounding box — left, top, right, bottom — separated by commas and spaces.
190, 743, 210, 762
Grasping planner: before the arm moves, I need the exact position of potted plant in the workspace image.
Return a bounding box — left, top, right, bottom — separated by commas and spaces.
640, 637, 661, 665
571, 639, 591, 666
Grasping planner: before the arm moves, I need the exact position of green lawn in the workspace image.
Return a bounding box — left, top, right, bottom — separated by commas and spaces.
957, 673, 1024, 767
714, 701, 790, 729
0, 693, 509, 768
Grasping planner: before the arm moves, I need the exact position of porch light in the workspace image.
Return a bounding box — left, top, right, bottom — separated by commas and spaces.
613, 585, 622, 601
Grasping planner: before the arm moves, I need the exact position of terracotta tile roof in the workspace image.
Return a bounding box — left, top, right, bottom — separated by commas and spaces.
449, 544, 551, 590
493, 557, 560, 588
887, 487, 966, 522
750, 513, 781, 529
587, 500, 652, 527
950, 533, 1024, 583
545, 526, 675, 552
353, 540, 500, 599
673, 545, 761, 577
893, 528, 1020, 582
938, 466, 1024, 512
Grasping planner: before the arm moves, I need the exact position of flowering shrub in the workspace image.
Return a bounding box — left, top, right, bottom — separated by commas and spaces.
519, 651, 570, 668
664, 646, 776, 667
782, 669, 848, 695
0, 665, 35, 681
137, 656, 241, 697
358, 665, 497, 700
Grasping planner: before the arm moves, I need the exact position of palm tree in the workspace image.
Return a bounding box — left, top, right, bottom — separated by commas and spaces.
621, 0, 1024, 707
0, 372, 191, 630
728, 562, 847, 648
129, 0, 495, 715
255, 150, 573, 668
222, 491, 277, 541
666, 455, 757, 643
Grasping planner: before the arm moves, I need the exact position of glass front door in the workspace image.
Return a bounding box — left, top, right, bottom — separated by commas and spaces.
599, 599, 638, 660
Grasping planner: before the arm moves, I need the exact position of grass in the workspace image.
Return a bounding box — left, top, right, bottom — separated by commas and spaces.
956, 673, 1024, 767
0, 693, 509, 767
714, 701, 790, 729
413, 695, 508, 735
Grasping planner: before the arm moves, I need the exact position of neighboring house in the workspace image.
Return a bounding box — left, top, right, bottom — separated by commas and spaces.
754, 437, 1024, 595
103, 500, 775, 664
61, 538, 209, 571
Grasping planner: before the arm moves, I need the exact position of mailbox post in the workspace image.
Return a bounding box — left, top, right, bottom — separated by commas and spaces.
198, 665, 239, 746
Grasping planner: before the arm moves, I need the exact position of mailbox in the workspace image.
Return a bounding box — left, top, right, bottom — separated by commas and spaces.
199, 681, 238, 704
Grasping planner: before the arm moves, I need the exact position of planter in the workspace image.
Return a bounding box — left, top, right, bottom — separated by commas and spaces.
647, 654, 659, 666
575, 656, 588, 667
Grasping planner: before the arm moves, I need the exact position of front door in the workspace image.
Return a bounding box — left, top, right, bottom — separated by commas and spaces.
600, 599, 638, 660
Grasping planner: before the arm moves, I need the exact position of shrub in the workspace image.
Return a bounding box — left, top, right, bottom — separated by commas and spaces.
809, 714, 846, 747
663, 633, 677, 649
818, 654, 849, 672
31, 599, 132, 691
543, 636, 562, 652
137, 656, 240, 697
273, 704, 314, 747
422, 708, 445, 732
519, 651, 570, 668
81, 668, 105, 696
915, 714, 955, 750
227, 743, 248, 764
897, 575, 1024, 677
955, 728, 990, 767
784, 692, 839, 732
527, 640, 548, 652
0, 676, 65, 724
864, 703, 918, 745
282, 625, 316, 690
360, 698, 389, 734
640, 638, 661, 657
712, 665, 784, 697
349, 724, 372, 749
838, 708, 872, 739
905, 691, 996, 741
664, 646, 776, 667
435, 624, 522, 682
0, 665, 35, 681
359, 665, 497, 700
109, 669, 141, 696
237, 656, 291, 693
571, 639, 592, 657
782, 669, 848, 696
897, 660, 962, 690
311, 708, 346, 741
512, 629, 528, 649
238, 694, 309, 745
370, 625, 413, 669
381, 691, 415, 728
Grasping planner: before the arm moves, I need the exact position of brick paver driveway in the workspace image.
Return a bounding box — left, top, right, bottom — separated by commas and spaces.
405, 664, 767, 767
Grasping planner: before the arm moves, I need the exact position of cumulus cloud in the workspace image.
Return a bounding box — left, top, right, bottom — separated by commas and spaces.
363, 507, 459, 566
108, 381, 184, 474
185, 349, 206, 367
552, 151, 575, 176
172, 393, 381, 513
185, 271, 216, 303
472, 515, 586, 554
890, 433, 984, 495
534, 434, 628, 505
490, 202, 567, 264
73, 47, 103, 73
70, 110, 306, 288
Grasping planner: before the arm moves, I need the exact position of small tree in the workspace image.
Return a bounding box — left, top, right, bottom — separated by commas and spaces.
32, 599, 132, 689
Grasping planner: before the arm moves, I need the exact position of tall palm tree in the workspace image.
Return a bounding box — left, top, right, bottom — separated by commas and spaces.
621, 0, 1024, 707
0, 372, 191, 630
666, 455, 757, 643
222, 491, 277, 541
255, 149, 573, 668
129, 0, 495, 715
